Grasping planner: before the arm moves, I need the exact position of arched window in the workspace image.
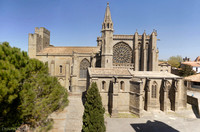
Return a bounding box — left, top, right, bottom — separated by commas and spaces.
80, 59, 90, 78
107, 23, 109, 28
113, 42, 132, 64
120, 81, 125, 91
102, 81, 106, 90
60, 65, 62, 73
151, 82, 157, 98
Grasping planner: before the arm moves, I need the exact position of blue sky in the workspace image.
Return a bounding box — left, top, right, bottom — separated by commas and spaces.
0, 0, 200, 60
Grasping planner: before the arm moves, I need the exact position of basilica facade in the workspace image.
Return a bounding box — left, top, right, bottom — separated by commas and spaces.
28, 3, 186, 116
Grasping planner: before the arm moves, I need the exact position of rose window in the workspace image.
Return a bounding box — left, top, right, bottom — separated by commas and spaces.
113, 42, 132, 63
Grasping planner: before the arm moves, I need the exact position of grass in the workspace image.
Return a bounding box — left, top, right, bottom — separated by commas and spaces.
104, 112, 138, 118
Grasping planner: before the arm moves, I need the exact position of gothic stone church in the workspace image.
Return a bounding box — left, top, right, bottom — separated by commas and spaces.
28, 3, 186, 116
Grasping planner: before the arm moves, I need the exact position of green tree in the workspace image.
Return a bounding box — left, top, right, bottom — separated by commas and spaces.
179, 65, 196, 77
168, 55, 182, 68
0, 42, 68, 130
82, 82, 106, 132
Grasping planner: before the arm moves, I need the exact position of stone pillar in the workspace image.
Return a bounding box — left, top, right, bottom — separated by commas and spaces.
71, 52, 78, 93
139, 79, 144, 117
174, 80, 179, 111
134, 32, 139, 71
142, 32, 147, 71
91, 55, 96, 68
65, 63, 70, 92
151, 31, 157, 71
163, 84, 168, 112
111, 77, 119, 117
145, 79, 151, 111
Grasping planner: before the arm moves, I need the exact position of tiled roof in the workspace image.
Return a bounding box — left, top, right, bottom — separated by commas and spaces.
181, 62, 200, 67
88, 68, 132, 77
37, 46, 99, 55
158, 61, 171, 66
129, 71, 180, 78
185, 74, 200, 82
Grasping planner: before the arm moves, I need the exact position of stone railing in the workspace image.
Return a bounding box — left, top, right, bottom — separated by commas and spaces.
113, 63, 134, 70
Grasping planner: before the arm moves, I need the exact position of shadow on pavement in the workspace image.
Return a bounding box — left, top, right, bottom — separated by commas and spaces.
192, 105, 200, 118
131, 120, 179, 132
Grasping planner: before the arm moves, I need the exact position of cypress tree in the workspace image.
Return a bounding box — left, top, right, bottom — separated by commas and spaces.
82, 82, 106, 132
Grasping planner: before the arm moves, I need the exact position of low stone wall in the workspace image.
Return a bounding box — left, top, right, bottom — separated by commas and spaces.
188, 87, 200, 92
187, 95, 200, 116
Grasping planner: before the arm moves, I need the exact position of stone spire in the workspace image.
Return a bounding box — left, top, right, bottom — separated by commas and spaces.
102, 2, 113, 31
101, 2, 113, 68
104, 2, 112, 23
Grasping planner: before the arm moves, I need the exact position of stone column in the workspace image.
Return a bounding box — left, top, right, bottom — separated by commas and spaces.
145, 79, 151, 111
138, 79, 144, 117
142, 32, 147, 71
174, 80, 179, 111
134, 32, 139, 71
91, 54, 96, 68
151, 31, 157, 71
111, 77, 119, 117
163, 83, 168, 112
71, 52, 78, 93
65, 63, 70, 92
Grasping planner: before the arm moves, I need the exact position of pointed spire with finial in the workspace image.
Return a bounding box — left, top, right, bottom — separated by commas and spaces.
104, 2, 112, 23
102, 2, 113, 32
143, 30, 146, 35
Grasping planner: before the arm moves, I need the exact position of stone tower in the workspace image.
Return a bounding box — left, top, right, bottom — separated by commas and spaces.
28, 27, 50, 58
101, 2, 114, 68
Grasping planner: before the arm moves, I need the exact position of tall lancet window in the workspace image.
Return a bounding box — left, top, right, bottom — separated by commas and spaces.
102, 81, 106, 90
107, 23, 109, 28
80, 59, 90, 78
60, 65, 62, 73
120, 81, 125, 91
151, 81, 157, 98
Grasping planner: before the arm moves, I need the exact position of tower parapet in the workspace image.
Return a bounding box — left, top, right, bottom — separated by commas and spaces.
28, 27, 50, 58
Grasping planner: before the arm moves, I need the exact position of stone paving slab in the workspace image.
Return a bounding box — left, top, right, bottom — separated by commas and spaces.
49, 95, 84, 132
106, 105, 200, 132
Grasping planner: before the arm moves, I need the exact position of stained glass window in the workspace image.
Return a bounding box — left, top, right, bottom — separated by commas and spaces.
113, 42, 132, 64
80, 59, 90, 78
152, 82, 157, 98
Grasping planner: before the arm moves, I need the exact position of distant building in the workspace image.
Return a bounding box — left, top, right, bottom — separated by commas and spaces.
158, 61, 171, 73
181, 56, 200, 73
185, 74, 200, 91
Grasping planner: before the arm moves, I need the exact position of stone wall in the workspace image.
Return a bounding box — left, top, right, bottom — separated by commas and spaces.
187, 95, 200, 116
129, 81, 141, 116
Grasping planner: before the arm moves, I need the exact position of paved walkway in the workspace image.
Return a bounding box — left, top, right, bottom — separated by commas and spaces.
49, 95, 84, 132
187, 90, 200, 99
106, 105, 200, 132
